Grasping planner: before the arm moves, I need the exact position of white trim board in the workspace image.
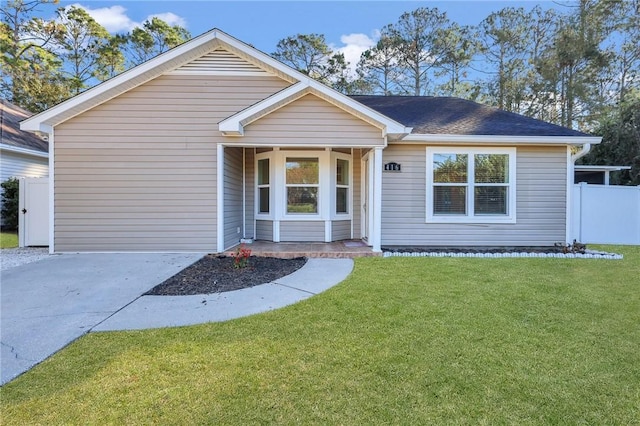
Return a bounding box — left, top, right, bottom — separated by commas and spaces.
400, 134, 602, 146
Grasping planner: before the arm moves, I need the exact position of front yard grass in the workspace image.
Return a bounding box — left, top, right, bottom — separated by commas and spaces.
2, 246, 639, 424
0, 231, 18, 249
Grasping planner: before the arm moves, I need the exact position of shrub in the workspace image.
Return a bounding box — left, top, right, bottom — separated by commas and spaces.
1, 178, 19, 230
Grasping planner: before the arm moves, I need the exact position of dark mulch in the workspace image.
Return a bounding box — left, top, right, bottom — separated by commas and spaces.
145, 255, 307, 296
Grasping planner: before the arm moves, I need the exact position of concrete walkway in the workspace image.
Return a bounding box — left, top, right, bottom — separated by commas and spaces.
94, 258, 353, 331
1, 253, 352, 385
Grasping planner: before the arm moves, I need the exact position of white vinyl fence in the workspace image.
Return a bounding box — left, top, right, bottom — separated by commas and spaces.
572, 183, 640, 245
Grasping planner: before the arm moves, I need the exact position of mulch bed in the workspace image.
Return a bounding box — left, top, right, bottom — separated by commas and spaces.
145, 255, 307, 296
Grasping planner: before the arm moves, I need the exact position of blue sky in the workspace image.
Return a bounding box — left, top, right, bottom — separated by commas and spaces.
47, 1, 563, 68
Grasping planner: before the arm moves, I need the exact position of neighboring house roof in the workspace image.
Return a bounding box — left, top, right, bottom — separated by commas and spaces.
1, 99, 48, 155
351, 95, 593, 138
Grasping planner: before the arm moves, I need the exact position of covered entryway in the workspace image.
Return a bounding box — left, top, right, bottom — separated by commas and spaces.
219, 146, 384, 252
215, 84, 408, 254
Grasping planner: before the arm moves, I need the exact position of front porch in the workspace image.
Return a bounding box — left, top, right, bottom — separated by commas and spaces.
219, 145, 385, 253
223, 240, 381, 259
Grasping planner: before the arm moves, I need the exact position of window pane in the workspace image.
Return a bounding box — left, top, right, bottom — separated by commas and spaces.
474, 186, 507, 214
258, 159, 269, 185
258, 187, 269, 213
434, 154, 468, 183
286, 158, 319, 184
336, 159, 349, 185
434, 186, 466, 215
475, 154, 508, 183
336, 187, 348, 213
287, 187, 318, 213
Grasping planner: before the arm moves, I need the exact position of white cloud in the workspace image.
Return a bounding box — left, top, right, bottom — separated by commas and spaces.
331, 33, 377, 77
68, 4, 138, 32
68, 4, 188, 33
146, 12, 187, 28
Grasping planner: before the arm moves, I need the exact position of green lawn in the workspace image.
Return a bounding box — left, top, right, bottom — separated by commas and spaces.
0, 231, 18, 249
2, 246, 639, 424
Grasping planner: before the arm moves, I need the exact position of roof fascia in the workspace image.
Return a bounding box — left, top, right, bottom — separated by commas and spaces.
399, 134, 602, 146
0, 143, 48, 158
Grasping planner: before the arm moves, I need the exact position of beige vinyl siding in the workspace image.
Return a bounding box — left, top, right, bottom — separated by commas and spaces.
244, 148, 255, 239
242, 94, 384, 147
224, 147, 243, 249
280, 221, 324, 242
381, 144, 567, 247
54, 74, 290, 252
255, 220, 272, 241
331, 220, 351, 241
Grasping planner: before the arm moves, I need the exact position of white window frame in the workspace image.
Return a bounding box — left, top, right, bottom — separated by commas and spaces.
331, 152, 352, 219
255, 152, 274, 220
284, 155, 322, 218
426, 147, 516, 224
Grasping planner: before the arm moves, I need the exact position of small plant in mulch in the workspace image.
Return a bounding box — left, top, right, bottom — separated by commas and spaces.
231, 244, 251, 268
554, 240, 587, 254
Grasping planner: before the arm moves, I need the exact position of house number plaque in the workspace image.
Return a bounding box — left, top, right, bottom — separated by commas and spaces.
384, 162, 401, 172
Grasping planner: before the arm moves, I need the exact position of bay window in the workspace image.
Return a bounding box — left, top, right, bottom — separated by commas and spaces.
256, 150, 352, 221
426, 148, 516, 223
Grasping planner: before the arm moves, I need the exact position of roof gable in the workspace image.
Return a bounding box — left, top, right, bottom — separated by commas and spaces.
21, 29, 407, 139
21, 29, 301, 132
219, 82, 409, 138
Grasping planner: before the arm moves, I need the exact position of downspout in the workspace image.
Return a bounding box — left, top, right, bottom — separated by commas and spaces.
569, 143, 591, 245
571, 143, 591, 163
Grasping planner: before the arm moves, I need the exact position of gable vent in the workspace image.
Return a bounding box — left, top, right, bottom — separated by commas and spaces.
169, 49, 269, 76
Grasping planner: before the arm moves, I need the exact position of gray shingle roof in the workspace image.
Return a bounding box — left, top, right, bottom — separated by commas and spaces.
350, 95, 590, 137
1, 99, 48, 153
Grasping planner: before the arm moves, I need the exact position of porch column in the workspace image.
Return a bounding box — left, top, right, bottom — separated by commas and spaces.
371, 146, 383, 252
217, 144, 225, 252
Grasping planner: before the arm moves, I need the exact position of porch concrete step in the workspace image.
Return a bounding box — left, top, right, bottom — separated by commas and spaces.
223, 241, 381, 259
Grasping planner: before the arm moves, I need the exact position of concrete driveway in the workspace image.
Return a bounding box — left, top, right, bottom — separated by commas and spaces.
0, 253, 202, 385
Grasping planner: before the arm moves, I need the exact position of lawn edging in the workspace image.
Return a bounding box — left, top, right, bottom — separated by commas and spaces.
382, 250, 623, 259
